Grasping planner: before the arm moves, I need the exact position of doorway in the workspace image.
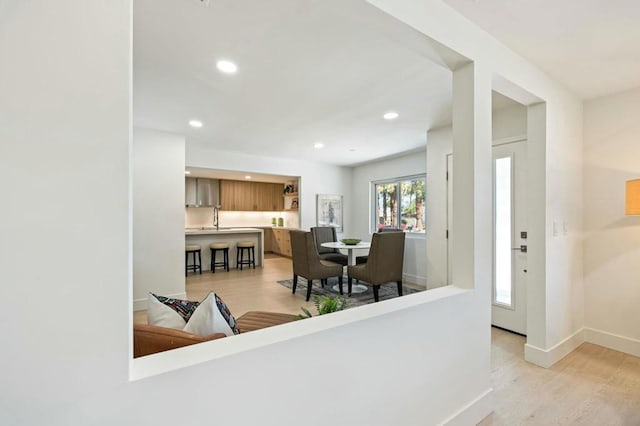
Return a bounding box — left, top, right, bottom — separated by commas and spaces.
491, 140, 527, 335
446, 139, 528, 335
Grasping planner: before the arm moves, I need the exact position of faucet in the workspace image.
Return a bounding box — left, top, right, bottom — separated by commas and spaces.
212, 205, 221, 231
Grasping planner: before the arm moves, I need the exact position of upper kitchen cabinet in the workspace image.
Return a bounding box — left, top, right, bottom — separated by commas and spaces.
220, 180, 284, 211
257, 182, 285, 211
185, 177, 220, 207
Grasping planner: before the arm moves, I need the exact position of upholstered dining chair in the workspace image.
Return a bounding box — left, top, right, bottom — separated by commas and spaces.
355, 227, 403, 265
290, 230, 344, 301
310, 226, 348, 266
347, 231, 406, 302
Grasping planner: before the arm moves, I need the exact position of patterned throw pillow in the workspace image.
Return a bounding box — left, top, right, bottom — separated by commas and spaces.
152, 294, 200, 322
148, 292, 240, 337
147, 293, 196, 330
183, 293, 240, 337
214, 293, 240, 335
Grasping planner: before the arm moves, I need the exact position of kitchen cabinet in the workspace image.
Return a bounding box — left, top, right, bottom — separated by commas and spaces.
220, 180, 284, 211
233, 180, 254, 211
263, 227, 273, 252
260, 182, 285, 211
220, 180, 236, 211
271, 228, 291, 257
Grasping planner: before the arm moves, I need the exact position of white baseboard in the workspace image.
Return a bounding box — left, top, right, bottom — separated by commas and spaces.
133, 291, 187, 312
440, 388, 494, 426
585, 327, 640, 358
403, 272, 426, 287
524, 328, 585, 368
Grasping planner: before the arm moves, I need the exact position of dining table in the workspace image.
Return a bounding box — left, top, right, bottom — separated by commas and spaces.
320, 241, 371, 294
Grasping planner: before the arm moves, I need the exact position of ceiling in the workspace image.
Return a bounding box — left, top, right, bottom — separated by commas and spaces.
133, 0, 456, 167
444, 0, 640, 99
134, 1, 639, 168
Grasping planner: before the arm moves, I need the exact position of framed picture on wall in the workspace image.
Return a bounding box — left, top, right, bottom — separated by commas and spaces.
316, 194, 343, 232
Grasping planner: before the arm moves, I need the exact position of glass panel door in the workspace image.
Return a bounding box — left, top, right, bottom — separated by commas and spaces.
494, 155, 514, 307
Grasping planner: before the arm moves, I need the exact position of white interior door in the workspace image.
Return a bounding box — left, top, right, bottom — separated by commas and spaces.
492, 140, 527, 335
445, 141, 527, 334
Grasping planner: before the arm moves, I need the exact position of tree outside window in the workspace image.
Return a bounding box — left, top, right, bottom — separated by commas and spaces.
373, 175, 425, 233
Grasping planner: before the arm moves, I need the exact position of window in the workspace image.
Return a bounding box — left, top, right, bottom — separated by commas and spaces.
372, 175, 425, 233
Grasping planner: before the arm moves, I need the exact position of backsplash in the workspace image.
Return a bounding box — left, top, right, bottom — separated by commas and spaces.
185, 208, 299, 229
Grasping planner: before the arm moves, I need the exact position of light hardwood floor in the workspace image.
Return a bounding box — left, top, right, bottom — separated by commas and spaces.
481, 327, 640, 425
134, 255, 640, 425
134, 252, 424, 324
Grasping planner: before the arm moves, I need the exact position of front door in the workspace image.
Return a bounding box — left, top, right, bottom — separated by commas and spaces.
445, 140, 528, 334
491, 140, 527, 335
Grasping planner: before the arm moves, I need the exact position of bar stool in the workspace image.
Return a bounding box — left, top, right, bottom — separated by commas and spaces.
209, 242, 229, 273
236, 241, 255, 270
185, 244, 202, 276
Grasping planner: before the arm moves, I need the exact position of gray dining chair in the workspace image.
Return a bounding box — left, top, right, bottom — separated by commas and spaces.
347, 232, 406, 302
311, 226, 348, 266
355, 227, 403, 265
290, 230, 344, 301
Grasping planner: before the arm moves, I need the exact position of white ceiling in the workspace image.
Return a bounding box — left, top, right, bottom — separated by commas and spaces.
444, 0, 640, 99
133, 0, 455, 166
134, 0, 640, 168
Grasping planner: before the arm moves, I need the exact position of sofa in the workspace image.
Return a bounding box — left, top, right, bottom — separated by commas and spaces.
134, 310, 297, 357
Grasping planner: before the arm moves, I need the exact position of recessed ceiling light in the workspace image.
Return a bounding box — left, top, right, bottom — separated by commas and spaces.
216, 60, 238, 74
383, 111, 399, 120
184, 171, 191, 175
189, 119, 203, 128
245, 175, 252, 179
314, 142, 324, 149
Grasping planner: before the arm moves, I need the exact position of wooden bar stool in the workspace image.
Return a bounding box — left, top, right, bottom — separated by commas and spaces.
185, 244, 202, 276
209, 242, 229, 273
236, 241, 255, 270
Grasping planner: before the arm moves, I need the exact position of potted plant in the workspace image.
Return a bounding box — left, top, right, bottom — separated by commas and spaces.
296, 295, 348, 319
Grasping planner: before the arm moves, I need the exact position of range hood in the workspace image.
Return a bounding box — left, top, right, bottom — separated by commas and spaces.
185, 177, 220, 207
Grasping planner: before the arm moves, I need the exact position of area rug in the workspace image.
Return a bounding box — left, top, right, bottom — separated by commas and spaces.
277, 276, 423, 308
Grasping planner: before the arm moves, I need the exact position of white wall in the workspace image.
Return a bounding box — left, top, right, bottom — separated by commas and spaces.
426, 126, 453, 288
186, 140, 351, 234
426, 105, 527, 289
371, 0, 584, 367
351, 151, 427, 286
492, 104, 527, 141
0, 0, 590, 425
0, 1, 131, 423
583, 87, 640, 356
133, 128, 186, 310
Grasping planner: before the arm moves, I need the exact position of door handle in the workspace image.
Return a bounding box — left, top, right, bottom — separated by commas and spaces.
511, 245, 527, 253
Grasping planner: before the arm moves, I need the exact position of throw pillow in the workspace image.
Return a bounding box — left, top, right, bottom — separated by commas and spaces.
147, 292, 240, 337
184, 293, 240, 337
147, 293, 199, 329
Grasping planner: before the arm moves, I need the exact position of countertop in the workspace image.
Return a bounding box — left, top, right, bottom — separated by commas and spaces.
185, 226, 300, 235
260, 226, 300, 231
185, 227, 264, 235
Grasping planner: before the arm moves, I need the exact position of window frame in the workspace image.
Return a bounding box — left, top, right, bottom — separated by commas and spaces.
370, 173, 426, 235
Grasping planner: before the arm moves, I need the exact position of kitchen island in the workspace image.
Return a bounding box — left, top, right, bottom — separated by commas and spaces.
185, 227, 264, 270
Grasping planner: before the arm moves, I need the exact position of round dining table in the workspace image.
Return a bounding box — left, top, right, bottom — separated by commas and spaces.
320, 241, 371, 294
